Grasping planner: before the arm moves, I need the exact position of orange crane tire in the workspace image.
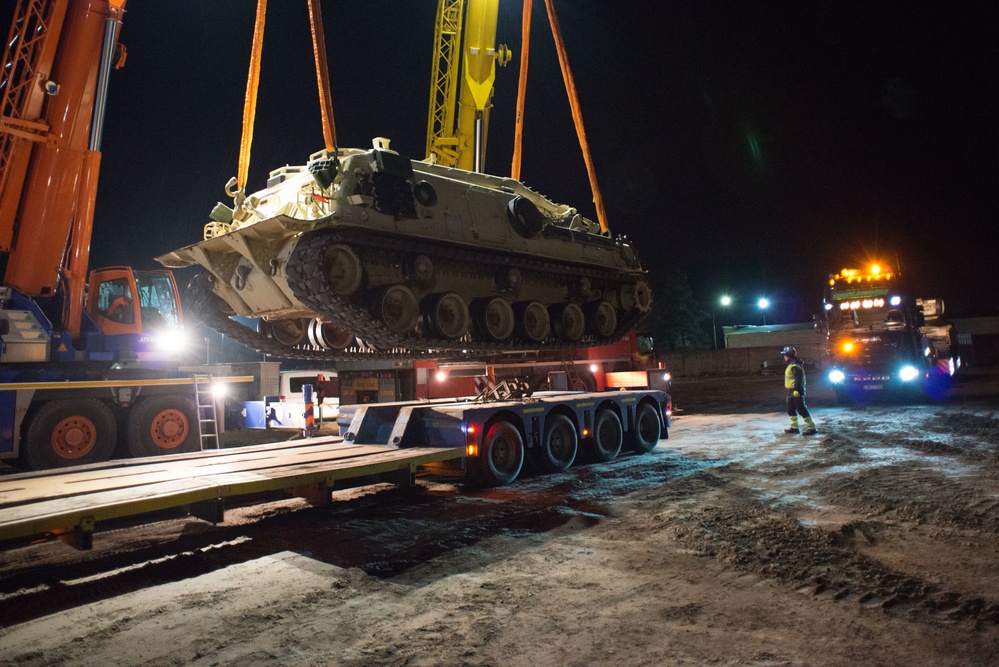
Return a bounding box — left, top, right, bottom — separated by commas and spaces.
126, 395, 200, 457
23, 399, 117, 470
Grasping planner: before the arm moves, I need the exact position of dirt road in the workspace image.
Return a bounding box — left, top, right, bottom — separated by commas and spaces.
2, 372, 999, 666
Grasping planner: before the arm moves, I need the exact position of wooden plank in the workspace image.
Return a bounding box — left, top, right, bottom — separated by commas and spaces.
0, 435, 345, 483
0, 441, 395, 507
0, 446, 465, 542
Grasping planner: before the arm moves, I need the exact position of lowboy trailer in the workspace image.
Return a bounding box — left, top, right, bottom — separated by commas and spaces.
0, 388, 669, 548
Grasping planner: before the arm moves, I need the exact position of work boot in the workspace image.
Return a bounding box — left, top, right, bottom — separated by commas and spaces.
802, 428, 818, 436
784, 427, 800, 434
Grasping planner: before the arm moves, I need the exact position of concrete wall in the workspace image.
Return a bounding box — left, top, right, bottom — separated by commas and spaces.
660, 344, 828, 378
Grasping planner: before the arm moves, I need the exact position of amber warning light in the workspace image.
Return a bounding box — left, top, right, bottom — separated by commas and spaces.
465, 424, 478, 457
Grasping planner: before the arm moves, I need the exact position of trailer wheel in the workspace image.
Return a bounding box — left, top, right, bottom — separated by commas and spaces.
585, 409, 623, 462
535, 414, 578, 473
127, 395, 200, 457
629, 403, 661, 454
473, 421, 525, 486
23, 399, 117, 470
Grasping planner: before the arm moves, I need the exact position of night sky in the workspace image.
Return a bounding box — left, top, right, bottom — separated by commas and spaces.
7, 1, 997, 324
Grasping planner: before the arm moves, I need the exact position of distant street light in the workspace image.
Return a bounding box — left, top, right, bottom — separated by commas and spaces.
713, 295, 732, 350
758, 297, 770, 326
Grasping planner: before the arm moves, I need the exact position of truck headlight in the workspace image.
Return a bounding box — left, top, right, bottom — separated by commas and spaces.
899, 365, 920, 382
828, 370, 845, 384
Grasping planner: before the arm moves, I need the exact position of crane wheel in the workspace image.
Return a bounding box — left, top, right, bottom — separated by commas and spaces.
23, 399, 117, 470
127, 395, 200, 457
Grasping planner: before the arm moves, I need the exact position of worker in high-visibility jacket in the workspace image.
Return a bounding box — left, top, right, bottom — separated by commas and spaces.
781, 346, 818, 435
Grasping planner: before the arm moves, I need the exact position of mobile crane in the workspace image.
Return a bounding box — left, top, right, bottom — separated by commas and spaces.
0, 0, 226, 470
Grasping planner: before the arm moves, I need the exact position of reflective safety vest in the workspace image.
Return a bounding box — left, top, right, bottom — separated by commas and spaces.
785, 360, 806, 391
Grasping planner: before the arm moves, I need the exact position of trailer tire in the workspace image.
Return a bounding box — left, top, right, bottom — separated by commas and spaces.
23, 399, 117, 470
629, 403, 661, 454
535, 414, 578, 473
127, 395, 200, 457
472, 420, 525, 486
585, 409, 623, 462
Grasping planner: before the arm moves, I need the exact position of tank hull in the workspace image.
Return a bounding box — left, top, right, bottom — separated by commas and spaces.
158, 146, 652, 359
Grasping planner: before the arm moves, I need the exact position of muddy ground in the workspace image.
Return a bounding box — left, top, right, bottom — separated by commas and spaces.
2, 370, 999, 666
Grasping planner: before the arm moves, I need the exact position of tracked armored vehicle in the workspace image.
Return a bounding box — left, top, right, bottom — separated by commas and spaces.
157, 140, 653, 360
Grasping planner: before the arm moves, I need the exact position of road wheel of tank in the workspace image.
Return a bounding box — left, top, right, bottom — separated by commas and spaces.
498, 267, 522, 291
23, 399, 117, 470
406, 254, 435, 284
375, 285, 420, 334
507, 195, 545, 238
259, 317, 306, 347
535, 414, 578, 473
628, 402, 662, 454
516, 301, 550, 342
127, 395, 200, 457
426, 292, 471, 339
308, 319, 354, 350
551, 303, 586, 342
585, 409, 623, 462
587, 300, 618, 338
472, 420, 525, 486
323, 244, 363, 295
473, 297, 515, 342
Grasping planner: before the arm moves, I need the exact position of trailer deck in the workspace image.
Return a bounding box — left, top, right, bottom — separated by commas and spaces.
0, 437, 465, 549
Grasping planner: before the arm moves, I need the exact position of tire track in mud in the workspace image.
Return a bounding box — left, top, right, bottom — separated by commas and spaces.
649, 469, 999, 626
819, 408, 999, 531
817, 465, 999, 532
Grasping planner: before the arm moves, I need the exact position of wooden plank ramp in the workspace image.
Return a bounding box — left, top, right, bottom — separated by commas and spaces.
0, 436, 465, 548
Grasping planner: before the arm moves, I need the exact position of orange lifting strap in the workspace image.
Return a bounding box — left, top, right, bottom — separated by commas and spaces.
236, 0, 337, 196
544, 0, 608, 233
237, 0, 266, 195
308, 0, 338, 152
510, 0, 531, 181
513, 0, 609, 234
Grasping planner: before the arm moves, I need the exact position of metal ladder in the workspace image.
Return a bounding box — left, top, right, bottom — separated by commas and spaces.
193, 373, 220, 450
560, 356, 585, 391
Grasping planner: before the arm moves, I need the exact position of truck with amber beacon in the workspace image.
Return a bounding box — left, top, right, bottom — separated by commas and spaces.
821, 264, 959, 403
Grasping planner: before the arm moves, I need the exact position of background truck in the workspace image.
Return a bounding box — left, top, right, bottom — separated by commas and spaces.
820, 264, 959, 403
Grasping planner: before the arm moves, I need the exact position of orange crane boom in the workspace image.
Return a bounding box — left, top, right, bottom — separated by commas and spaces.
0, 0, 127, 338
